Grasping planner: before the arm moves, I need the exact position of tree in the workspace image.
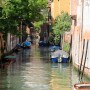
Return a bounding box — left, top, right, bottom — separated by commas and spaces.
34, 21, 43, 31
52, 12, 72, 45
0, 0, 47, 40
0, 18, 18, 41
2, 0, 47, 21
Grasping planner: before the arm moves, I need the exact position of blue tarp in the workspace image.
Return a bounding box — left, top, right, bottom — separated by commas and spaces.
23, 41, 31, 47
39, 41, 47, 46
16, 43, 21, 47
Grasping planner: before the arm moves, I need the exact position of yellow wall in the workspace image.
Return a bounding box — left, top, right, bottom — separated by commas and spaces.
51, 0, 70, 20
59, 0, 70, 14
51, 0, 59, 20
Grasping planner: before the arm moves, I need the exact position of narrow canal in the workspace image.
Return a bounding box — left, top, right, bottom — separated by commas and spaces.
0, 45, 90, 90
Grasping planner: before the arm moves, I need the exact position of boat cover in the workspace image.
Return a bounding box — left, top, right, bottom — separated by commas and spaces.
51, 50, 69, 58
49, 46, 60, 51
4, 56, 16, 59
23, 41, 31, 47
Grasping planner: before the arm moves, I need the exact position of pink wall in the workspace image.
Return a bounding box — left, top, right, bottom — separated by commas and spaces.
71, 0, 78, 16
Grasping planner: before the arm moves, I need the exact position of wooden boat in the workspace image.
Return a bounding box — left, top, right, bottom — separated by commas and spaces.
4, 56, 16, 59
74, 83, 90, 90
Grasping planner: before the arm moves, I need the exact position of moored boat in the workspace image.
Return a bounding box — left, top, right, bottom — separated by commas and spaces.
21, 41, 31, 49
50, 50, 69, 63
74, 83, 90, 90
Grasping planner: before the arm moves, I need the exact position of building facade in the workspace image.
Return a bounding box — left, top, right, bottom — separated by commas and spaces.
49, 0, 90, 76
71, 0, 90, 76
51, 0, 70, 20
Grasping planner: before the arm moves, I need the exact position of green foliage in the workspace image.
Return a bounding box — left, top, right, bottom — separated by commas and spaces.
34, 21, 43, 30
48, 34, 55, 45
53, 12, 71, 34
63, 42, 70, 52
0, 18, 18, 40
0, 0, 47, 40
54, 34, 60, 45
1, 0, 47, 21
28, 0, 47, 21
0, 1, 2, 6
52, 12, 71, 44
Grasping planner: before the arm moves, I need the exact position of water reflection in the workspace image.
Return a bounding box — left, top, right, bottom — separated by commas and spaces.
0, 46, 90, 90
50, 63, 72, 90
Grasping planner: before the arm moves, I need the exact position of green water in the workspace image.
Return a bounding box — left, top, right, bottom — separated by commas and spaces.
0, 46, 90, 90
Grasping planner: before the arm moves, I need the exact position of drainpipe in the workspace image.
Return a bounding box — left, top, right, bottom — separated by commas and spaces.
80, 40, 89, 81
79, 0, 84, 70
79, 0, 85, 82
81, 0, 84, 40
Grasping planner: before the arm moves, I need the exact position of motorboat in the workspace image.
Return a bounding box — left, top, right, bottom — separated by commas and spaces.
39, 41, 47, 47
50, 50, 69, 63
74, 83, 90, 90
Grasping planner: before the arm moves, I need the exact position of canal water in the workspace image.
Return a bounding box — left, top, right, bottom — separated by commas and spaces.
0, 45, 90, 90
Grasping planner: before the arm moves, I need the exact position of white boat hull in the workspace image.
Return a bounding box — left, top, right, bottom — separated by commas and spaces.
74, 83, 90, 90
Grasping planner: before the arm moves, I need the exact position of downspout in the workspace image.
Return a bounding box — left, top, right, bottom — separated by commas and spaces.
79, 0, 84, 72
79, 39, 85, 81
81, 0, 84, 40
80, 40, 89, 81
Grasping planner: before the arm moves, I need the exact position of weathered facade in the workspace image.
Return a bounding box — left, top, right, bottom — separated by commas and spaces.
40, 23, 48, 42
49, 0, 90, 76
70, 0, 78, 62
48, 0, 71, 44
71, 0, 90, 76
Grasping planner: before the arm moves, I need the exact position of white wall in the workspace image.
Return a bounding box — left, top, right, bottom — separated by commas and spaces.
7, 33, 19, 51
83, 0, 90, 32
73, 0, 90, 70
